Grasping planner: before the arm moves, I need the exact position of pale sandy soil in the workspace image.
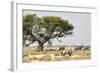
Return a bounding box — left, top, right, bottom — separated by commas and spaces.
22, 46, 91, 63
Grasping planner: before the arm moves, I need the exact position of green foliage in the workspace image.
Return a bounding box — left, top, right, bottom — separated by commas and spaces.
23, 14, 74, 51
23, 14, 35, 28
41, 16, 74, 36
23, 14, 41, 31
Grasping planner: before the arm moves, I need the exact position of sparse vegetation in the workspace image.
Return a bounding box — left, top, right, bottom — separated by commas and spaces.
23, 45, 91, 63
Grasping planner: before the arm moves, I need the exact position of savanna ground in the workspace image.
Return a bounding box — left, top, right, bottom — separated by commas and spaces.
22, 45, 91, 63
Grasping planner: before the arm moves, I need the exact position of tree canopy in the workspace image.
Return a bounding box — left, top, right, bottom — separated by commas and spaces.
23, 14, 74, 51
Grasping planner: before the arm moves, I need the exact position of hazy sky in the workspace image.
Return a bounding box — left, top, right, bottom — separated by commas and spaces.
23, 10, 91, 46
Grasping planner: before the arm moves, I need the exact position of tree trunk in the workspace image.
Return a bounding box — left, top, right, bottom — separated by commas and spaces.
37, 43, 44, 51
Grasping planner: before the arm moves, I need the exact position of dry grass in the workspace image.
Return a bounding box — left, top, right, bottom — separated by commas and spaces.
22, 46, 91, 63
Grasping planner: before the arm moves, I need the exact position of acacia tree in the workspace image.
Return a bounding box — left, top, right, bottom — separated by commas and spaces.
23, 14, 74, 51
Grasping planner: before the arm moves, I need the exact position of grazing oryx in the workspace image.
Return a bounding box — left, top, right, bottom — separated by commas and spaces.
67, 49, 73, 56
60, 50, 67, 56
59, 46, 65, 51
82, 46, 90, 50
74, 45, 84, 51
58, 46, 66, 56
